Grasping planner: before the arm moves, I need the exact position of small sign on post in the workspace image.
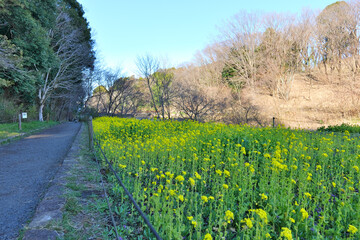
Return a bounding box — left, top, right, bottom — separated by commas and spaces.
22, 112, 27, 119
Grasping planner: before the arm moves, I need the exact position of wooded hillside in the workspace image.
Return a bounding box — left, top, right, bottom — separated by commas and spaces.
87, 1, 360, 128
0, 0, 94, 122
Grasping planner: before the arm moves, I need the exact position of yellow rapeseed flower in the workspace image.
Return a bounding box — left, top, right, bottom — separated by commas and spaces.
241, 218, 253, 229
203, 233, 212, 240
175, 175, 185, 182
224, 210, 234, 223
188, 177, 196, 186
280, 227, 293, 240
191, 220, 197, 228
201, 196, 208, 203
348, 225, 358, 234
300, 208, 309, 220
260, 193, 268, 200
250, 209, 268, 224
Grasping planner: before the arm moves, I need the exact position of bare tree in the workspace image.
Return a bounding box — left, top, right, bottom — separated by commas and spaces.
37, 10, 93, 121
136, 54, 160, 118
220, 11, 263, 89
136, 54, 175, 119
316, 1, 355, 82
173, 64, 229, 121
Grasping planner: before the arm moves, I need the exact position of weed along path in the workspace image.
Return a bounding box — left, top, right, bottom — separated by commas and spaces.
0, 122, 81, 240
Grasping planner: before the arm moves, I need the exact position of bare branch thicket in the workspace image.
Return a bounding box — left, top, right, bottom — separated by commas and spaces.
136, 54, 176, 119
256, 13, 305, 100
136, 54, 161, 118
344, 0, 360, 81
194, 42, 225, 86
173, 64, 229, 121
38, 10, 93, 121
220, 11, 263, 89
316, 1, 356, 82
88, 68, 141, 116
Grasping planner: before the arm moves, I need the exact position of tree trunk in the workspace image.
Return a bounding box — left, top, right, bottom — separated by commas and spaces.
39, 103, 44, 122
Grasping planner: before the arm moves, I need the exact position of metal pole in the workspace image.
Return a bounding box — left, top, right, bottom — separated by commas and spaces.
88, 116, 94, 150
273, 117, 275, 128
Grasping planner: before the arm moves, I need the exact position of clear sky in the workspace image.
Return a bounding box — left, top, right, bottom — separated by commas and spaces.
77, 0, 337, 76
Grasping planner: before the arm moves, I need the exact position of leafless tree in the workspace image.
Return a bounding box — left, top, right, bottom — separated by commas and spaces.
220, 11, 263, 89
173, 64, 229, 121
38, 10, 93, 121
316, 1, 355, 82
136, 54, 160, 118
136, 54, 175, 119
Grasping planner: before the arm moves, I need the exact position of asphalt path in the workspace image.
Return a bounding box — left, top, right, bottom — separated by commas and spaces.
0, 122, 81, 240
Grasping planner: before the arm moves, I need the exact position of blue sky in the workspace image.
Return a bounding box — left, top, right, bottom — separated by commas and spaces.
77, 0, 337, 76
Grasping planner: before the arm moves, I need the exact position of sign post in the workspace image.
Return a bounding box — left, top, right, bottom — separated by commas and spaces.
18, 114, 22, 130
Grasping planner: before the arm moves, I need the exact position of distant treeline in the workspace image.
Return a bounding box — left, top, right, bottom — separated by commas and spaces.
88, 1, 360, 125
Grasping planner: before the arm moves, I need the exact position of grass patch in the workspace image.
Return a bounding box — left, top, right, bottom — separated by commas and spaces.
64, 197, 82, 215
65, 182, 86, 192
0, 120, 58, 140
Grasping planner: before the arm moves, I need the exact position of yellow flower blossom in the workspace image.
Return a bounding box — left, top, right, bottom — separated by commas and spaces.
201, 196, 208, 203
241, 218, 253, 229
280, 227, 293, 240
348, 225, 358, 234
203, 233, 212, 240
191, 220, 197, 228
224, 210, 234, 223
250, 208, 268, 224
189, 177, 195, 186
175, 175, 185, 182
300, 208, 309, 220
260, 193, 268, 200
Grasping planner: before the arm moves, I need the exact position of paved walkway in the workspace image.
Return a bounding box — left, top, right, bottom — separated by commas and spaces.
0, 122, 81, 240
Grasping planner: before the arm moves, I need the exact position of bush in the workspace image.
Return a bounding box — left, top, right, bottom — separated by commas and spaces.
0, 97, 22, 123
317, 123, 360, 133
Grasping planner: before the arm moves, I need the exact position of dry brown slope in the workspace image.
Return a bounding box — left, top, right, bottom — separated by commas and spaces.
242, 72, 360, 129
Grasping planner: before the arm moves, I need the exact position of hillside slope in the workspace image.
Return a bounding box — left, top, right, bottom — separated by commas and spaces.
243, 71, 360, 129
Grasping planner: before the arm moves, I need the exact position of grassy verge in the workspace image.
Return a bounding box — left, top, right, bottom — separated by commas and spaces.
0, 120, 58, 140
46, 124, 144, 239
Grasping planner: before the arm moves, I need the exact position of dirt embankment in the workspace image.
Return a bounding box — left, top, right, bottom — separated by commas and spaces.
242, 71, 360, 129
